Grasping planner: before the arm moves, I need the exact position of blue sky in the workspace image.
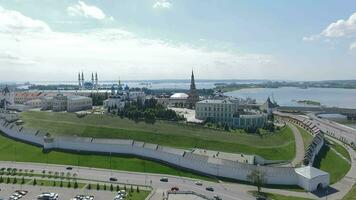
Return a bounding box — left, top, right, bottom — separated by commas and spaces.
0, 0, 355, 81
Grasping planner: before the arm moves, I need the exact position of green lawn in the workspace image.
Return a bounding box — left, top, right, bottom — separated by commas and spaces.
20, 111, 295, 160
249, 191, 313, 200
313, 145, 351, 184
0, 132, 213, 181
343, 184, 356, 200
329, 141, 351, 162
30, 179, 87, 188
296, 126, 313, 150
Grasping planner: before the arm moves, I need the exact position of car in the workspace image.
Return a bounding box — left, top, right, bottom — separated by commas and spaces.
109, 177, 118, 182
170, 186, 179, 191
118, 190, 126, 196
15, 191, 28, 195
214, 195, 222, 200
205, 187, 214, 192
160, 177, 168, 182
194, 181, 203, 186
256, 197, 266, 200
66, 167, 73, 170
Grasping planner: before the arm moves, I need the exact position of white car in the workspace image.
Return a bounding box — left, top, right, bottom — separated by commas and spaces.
194, 181, 203, 186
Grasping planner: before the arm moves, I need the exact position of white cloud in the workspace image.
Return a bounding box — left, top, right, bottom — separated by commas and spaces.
0, 6, 277, 81
350, 42, 356, 50
0, 6, 50, 34
153, 0, 172, 9
67, 1, 113, 20
321, 13, 356, 38
304, 12, 356, 41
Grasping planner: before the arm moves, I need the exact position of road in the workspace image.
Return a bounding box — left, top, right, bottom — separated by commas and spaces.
0, 161, 254, 200
287, 122, 305, 167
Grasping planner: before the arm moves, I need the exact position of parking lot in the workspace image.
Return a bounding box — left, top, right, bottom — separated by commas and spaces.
0, 184, 117, 200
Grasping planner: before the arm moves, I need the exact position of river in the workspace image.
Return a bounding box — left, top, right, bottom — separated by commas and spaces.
226, 87, 356, 109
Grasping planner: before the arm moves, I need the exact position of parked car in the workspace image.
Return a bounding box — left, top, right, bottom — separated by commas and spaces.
206, 187, 214, 192
109, 177, 118, 182
170, 186, 179, 191
194, 181, 203, 186
214, 195, 222, 200
66, 167, 73, 170
160, 177, 168, 182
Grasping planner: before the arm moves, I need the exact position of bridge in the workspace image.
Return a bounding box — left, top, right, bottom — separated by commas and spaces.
278, 106, 356, 120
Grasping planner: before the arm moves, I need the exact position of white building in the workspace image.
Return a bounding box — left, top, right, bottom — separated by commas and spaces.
104, 85, 145, 110
295, 166, 329, 191
52, 94, 92, 112
196, 98, 267, 129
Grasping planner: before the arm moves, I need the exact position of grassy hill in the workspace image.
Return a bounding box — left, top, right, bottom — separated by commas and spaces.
20, 111, 296, 160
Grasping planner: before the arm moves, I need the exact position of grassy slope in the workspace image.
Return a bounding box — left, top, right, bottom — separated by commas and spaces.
0, 133, 212, 181
296, 126, 313, 150
20, 111, 295, 160
313, 145, 351, 184
329, 141, 351, 162
343, 184, 356, 200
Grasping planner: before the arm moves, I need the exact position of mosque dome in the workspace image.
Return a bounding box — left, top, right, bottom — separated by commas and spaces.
170, 93, 189, 99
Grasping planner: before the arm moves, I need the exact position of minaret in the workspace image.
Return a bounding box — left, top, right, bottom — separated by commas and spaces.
95, 72, 98, 89
91, 72, 95, 89
78, 72, 81, 89
81, 72, 84, 89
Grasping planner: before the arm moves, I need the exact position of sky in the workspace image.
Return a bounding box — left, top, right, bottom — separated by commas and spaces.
0, 0, 355, 82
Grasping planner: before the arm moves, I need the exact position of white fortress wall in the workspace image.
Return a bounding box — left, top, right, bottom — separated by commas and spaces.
0, 119, 316, 188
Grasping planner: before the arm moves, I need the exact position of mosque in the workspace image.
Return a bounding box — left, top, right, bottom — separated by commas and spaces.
78, 72, 99, 90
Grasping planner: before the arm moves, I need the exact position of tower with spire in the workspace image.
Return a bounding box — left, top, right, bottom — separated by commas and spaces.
187, 70, 199, 108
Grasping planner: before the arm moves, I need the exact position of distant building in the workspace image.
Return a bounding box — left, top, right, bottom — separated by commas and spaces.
103, 81, 145, 110
187, 70, 199, 108
0, 85, 15, 110
260, 97, 278, 115
52, 94, 92, 112
195, 98, 267, 129
78, 72, 99, 90
157, 71, 200, 108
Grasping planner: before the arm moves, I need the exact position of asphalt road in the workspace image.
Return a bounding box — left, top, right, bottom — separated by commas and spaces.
0, 161, 255, 200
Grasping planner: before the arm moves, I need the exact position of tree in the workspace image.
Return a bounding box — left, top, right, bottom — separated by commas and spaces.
96, 183, 100, 190
0, 176, 3, 183
87, 183, 91, 190
74, 181, 78, 189
246, 170, 266, 194
33, 178, 37, 185
21, 177, 25, 184
110, 184, 114, 191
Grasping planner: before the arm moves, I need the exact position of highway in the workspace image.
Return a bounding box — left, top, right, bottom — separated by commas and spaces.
0, 161, 255, 200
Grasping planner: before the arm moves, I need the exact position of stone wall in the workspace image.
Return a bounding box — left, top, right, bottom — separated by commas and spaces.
0, 115, 329, 191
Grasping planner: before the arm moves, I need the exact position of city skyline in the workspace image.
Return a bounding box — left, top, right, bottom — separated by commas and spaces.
0, 0, 355, 81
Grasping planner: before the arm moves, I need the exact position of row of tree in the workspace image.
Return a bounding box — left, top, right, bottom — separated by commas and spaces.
108, 98, 185, 123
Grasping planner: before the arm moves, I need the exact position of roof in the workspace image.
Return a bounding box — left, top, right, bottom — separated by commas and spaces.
170, 93, 189, 99
197, 99, 234, 104
265, 97, 277, 108
295, 166, 329, 179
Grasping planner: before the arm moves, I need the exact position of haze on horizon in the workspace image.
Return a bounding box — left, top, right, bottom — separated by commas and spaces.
0, 0, 355, 82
